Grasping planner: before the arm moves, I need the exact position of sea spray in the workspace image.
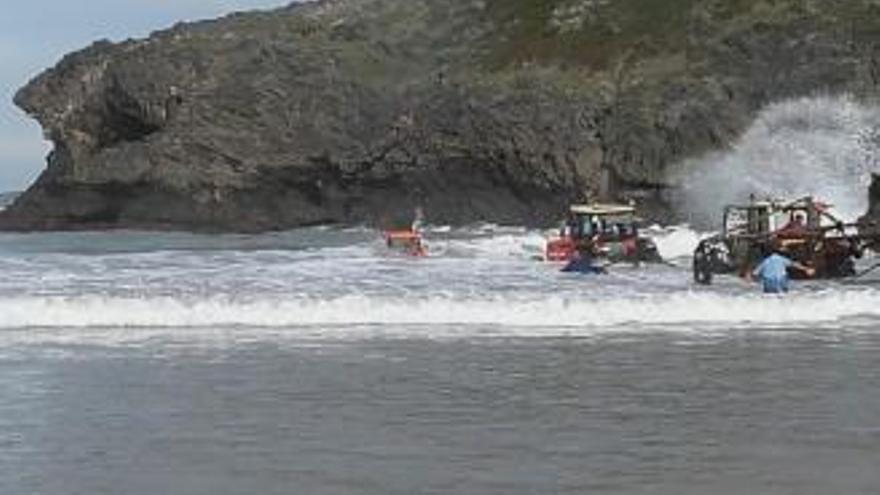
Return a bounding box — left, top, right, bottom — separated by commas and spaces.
671, 95, 880, 226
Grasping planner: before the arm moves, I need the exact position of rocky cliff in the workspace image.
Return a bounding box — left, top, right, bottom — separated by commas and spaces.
861, 174, 880, 234
5, 0, 880, 231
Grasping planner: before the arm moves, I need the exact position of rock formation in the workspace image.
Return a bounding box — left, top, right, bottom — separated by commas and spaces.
861, 174, 880, 235
5, 0, 880, 231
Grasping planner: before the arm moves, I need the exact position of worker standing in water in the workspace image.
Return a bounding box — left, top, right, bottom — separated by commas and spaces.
411, 206, 424, 234
408, 206, 426, 256
561, 243, 606, 274
751, 241, 815, 293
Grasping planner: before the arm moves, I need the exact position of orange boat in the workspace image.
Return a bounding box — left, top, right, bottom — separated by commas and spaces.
383, 229, 427, 257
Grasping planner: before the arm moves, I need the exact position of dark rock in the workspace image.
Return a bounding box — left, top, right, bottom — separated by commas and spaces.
5, 0, 880, 231
0, 191, 20, 210
860, 174, 880, 236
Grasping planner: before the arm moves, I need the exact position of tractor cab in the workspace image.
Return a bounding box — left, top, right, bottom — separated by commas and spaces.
722, 197, 834, 238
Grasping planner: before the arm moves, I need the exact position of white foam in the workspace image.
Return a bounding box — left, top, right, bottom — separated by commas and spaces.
649, 225, 708, 260
436, 231, 547, 259
434, 224, 709, 262
1, 289, 877, 332
673, 94, 880, 224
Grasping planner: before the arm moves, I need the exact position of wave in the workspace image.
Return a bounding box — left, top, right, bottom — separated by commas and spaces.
435, 232, 547, 259
424, 224, 706, 261
442, 225, 706, 261
647, 225, 707, 260
672, 95, 880, 225
2, 289, 878, 332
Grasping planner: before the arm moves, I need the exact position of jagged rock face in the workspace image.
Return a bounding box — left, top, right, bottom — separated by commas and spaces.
5, 0, 880, 231
860, 174, 880, 236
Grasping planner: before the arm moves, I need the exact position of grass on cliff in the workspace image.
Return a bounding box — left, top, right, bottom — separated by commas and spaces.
485, 0, 701, 68
483, 0, 880, 70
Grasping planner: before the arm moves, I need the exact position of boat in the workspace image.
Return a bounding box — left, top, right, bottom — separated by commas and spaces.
545, 203, 661, 264
383, 229, 427, 257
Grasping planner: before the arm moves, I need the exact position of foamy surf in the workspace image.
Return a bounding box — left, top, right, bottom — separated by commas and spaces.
426, 224, 707, 261
0, 288, 877, 332
0, 221, 875, 347
646, 225, 708, 260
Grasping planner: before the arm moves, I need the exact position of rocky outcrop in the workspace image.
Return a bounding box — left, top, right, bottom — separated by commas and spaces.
860, 174, 880, 235
5, 0, 880, 231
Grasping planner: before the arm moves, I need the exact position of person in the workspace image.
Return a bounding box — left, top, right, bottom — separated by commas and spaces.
408, 237, 426, 257
561, 247, 605, 274
560, 212, 576, 238
406, 207, 427, 256
411, 206, 425, 233
777, 212, 807, 237
751, 242, 815, 293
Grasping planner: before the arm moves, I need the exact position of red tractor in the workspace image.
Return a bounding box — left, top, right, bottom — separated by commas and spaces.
693, 196, 864, 284
545, 203, 661, 264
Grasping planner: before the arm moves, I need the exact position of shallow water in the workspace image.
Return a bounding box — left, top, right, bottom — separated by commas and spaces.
1, 226, 879, 494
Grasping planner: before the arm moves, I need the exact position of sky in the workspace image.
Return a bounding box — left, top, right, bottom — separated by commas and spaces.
0, 0, 293, 192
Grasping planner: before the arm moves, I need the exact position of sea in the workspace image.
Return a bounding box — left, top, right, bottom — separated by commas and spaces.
1, 224, 879, 495
4, 94, 880, 493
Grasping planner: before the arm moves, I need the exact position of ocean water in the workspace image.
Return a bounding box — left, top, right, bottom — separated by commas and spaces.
1, 225, 879, 494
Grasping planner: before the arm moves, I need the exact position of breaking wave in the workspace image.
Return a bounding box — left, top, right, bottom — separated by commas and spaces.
428, 224, 706, 261
1, 288, 878, 333
647, 225, 707, 260
672, 94, 880, 225
0, 221, 874, 344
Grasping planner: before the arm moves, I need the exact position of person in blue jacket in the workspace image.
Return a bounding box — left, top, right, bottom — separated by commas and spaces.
751, 242, 815, 293
561, 247, 606, 274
